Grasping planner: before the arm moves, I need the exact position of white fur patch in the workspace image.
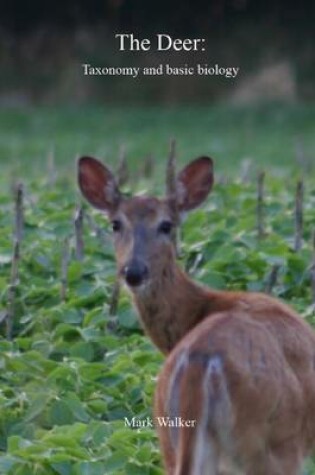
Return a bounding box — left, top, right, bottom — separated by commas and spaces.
191, 354, 233, 475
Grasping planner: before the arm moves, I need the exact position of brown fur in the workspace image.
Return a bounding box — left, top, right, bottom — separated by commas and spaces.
78, 155, 315, 475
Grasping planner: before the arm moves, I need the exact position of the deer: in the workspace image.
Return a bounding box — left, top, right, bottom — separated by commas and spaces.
78, 155, 315, 475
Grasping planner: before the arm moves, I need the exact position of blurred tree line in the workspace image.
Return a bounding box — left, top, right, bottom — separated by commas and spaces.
0, 0, 314, 37
0, 0, 314, 104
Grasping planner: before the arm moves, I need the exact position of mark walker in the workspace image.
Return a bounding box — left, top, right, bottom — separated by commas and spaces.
124, 416, 197, 429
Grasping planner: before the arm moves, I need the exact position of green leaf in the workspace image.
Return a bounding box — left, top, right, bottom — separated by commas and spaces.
64, 393, 90, 423
117, 309, 139, 329
51, 462, 72, 475
49, 400, 75, 426
73, 461, 105, 475
69, 342, 95, 361
0, 455, 19, 472
24, 394, 51, 423
103, 451, 129, 473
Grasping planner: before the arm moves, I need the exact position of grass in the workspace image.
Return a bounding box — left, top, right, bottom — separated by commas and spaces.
0, 102, 314, 184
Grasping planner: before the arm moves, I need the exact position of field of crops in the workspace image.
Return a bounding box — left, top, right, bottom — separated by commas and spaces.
0, 103, 315, 475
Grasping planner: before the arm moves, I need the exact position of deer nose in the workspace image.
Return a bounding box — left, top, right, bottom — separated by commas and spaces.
123, 261, 149, 287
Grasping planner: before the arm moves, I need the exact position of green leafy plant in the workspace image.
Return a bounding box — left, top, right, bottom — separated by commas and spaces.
0, 104, 315, 474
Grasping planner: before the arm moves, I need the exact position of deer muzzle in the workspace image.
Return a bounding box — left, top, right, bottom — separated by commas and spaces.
122, 259, 149, 287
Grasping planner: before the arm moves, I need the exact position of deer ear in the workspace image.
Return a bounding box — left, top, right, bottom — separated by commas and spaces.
176, 156, 214, 211
77, 156, 120, 212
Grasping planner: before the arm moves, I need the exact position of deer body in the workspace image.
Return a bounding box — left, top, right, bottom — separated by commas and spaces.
155, 293, 315, 475
78, 155, 315, 475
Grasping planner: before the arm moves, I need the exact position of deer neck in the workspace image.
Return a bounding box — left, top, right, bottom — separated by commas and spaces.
131, 264, 214, 354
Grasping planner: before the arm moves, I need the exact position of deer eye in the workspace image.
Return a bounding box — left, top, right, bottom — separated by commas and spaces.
112, 220, 122, 232
158, 220, 173, 235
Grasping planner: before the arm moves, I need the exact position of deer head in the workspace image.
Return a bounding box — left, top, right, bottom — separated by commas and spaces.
77, 156, 213, 291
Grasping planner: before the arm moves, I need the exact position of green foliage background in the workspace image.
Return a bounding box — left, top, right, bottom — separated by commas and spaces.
0, 103, 315, 474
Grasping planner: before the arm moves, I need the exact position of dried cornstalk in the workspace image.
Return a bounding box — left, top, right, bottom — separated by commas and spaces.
311, 230, 315, 305
294, 179, 304, 252
60, 237, 71, 302
265, 264, 280, 294
109, 280, 120, 316
47, 146, 57, 186
166, 139, 179, 254
142, 154, 154, 179
257, 171, 265, 239
240, 158, 252, 183
6, 240, 20, 339
295, 138, 313, 174
74, 204, 84, 260
13, 182, 24, 242
6, 183, 24, 339
85, 212, 109, 246
217, 175, 229, 185
166, 139, 176, 199
116, 146, 129, 187
86, 204, 120, 317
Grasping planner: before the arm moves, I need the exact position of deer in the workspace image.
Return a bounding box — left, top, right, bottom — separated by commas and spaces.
78, 155, 315, 475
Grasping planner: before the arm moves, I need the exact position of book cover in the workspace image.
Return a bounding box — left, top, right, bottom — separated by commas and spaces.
0, 2, 314, 474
